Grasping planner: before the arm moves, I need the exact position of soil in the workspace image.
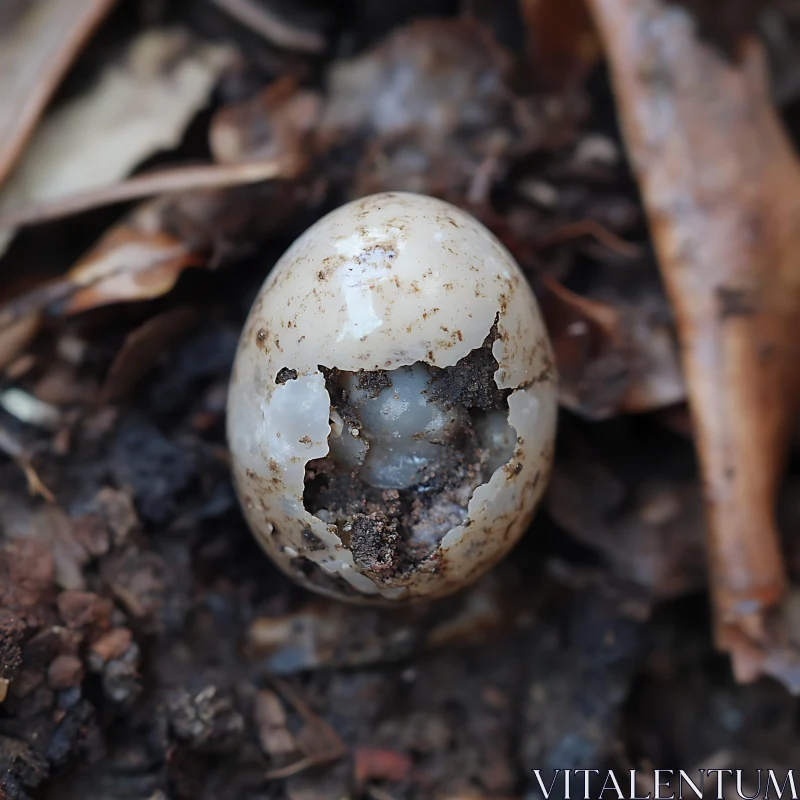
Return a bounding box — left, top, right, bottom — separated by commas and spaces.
306, 330, 509, 580
1, 2, 800, 800
427, 321, 510, 411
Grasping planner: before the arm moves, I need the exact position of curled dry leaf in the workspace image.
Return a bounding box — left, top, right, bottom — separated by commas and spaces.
65, 202, 206, 314
0, 0, 118, 190
101, 308, 200, 403
0, 178, 308, 350
0, 28, 234, 256
541, 275, 685, 418
588, 0, 800, 686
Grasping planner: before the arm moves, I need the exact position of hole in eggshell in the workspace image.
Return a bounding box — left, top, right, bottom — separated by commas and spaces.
301, 320, 517, 581
275, 367, 298, 385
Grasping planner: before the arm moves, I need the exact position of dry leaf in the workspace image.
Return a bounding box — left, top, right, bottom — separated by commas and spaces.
0, 159, 294, 231
0, 28, 234, 256
541, 275, 685, 418
101, 308, 200, 402
64, 204, 204, 315
588, 0, 800, 686
0, 0, 118, 189
0, 312, 41, 372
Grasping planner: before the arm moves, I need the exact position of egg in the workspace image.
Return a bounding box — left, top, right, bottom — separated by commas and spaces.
227, 192, 557, 602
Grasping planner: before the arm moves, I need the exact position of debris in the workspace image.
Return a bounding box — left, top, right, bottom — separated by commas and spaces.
0, 388, 62, 430
265, 679, 347, 780
100, 547, 166, 624
101, 307, 200, 402
0, 29, 234, 254
0, 538, 55, 625
210, 77, 322, 166
56, 590, 113, 630
166, 685, 245, 753
0, 313, 41, 373
89, 628, 133, 665
354, 748, 413, 792
521, 577, 647, 794
111, 417, 196, 525
541, 275, 685, 418
546, 421, 706, 597
208, 0, 326, 53
0, 158, 298, 232
0, 0, 118, 189
254, 689, 297, 759
47, 654, 85, 690
587, 0, 800, 686
89, 487, 139, 547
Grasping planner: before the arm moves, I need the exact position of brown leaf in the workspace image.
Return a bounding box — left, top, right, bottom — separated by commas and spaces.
101, 307, 200, 402
0, 0, 118, 188
0, 312, 41, 372
588, 0, 800, 685
541, 275, 684, 418
264, 679, 346, 780
0, 179, 306, 341
0, 29, 234, 256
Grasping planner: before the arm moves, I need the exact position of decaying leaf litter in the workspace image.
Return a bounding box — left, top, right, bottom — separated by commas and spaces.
0, 0, 799, 798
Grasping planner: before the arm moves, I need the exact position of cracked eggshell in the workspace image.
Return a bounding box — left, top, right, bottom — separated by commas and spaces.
227, 191, 557, 602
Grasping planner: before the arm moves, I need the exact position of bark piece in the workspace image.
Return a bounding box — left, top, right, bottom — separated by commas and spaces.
587, 0, 800, 685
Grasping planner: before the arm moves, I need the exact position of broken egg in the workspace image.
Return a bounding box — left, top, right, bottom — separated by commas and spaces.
227, 192, 557, 602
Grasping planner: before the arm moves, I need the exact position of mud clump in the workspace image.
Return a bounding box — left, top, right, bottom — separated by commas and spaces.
348, 512, 400, 574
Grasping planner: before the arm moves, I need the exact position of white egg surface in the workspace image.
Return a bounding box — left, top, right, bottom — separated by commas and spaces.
227, 191, 557, 602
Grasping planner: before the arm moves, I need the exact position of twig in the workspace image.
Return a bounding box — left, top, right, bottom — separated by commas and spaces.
0, 0, 119, 188
532, 219, 641, 258
208, 0, 326, 53
0, 425, 54, 502
264, 678, 346, 780
0, 159, 297, 230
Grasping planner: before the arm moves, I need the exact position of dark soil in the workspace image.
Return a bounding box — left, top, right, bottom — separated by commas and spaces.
427, 321, 510, 411
1, 2, 800, 800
